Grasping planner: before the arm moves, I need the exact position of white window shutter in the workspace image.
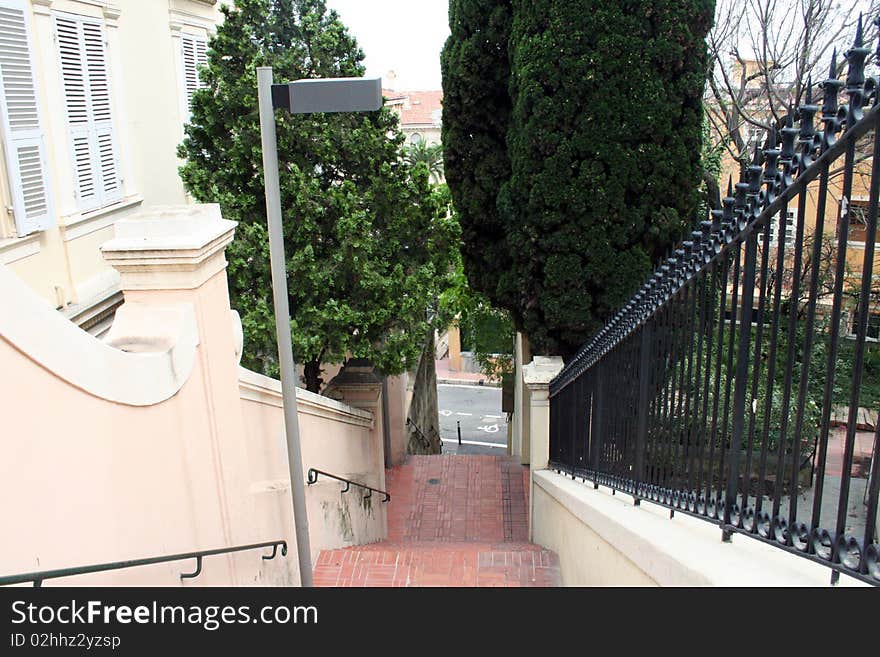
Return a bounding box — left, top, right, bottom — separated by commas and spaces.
0, 0, 54, 235
181, 33, 208, 115
55, 12, 120, 211
81, 19, 119, 203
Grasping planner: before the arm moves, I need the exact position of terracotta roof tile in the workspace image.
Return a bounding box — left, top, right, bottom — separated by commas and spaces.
383, 90, 443, 127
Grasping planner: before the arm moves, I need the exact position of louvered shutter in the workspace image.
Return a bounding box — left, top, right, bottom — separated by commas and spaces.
0, 0, 53, 235
82, 20, 119, 203
55, 12, 120, 211
181, 33, 207, 115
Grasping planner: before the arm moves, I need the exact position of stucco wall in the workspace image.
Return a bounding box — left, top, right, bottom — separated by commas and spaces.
533, 482, 657, 586
0, 206, 389, 585
0, 267, 290, 586
532, 470, 869, 587
239, 368, 387, 563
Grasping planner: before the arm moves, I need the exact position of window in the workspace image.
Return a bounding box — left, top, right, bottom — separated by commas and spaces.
851, 311, 880, 341
410, 132, 422, 145
54, 12, 121, 213
869, 314, 880, 341
769, 207, 796, 247
746, 125, 763, 147
0, 0, 54, 236
180, 33, 208, 115
846, 199, 873, 243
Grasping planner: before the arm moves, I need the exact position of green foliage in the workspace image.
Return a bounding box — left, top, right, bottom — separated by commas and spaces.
459, 297, 515, 380
440, 0, 515, 311
700, 114, 725, 181
437, 230, 515, 380
442, 0, 714, 357
829, 336, 880, 409
178, 0, 460, 391
404, 141, 444, 183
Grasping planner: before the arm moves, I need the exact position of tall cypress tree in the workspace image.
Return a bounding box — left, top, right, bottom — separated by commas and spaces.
440, 0, 514, 309
179, 0, 460, 391
442, 0, 714, 357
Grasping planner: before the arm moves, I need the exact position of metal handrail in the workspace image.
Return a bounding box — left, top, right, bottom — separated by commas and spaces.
306, 468, 390, 502
406, 417, 439, 453
0, 540, 288, 587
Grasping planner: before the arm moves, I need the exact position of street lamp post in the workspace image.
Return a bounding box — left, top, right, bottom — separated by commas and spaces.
255, 67, 382, 587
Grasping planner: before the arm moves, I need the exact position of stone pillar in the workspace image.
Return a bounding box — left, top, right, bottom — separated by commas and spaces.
385, 373, 409, 466
512, 332, 532, 463
323, 359, 389, 534
100, 204, 267, 582
448, 323, 462, 371
523, 355, 564, 540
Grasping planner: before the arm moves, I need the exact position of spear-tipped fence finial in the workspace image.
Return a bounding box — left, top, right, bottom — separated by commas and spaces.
821, 50, 845, 151
845, 13, 871, 124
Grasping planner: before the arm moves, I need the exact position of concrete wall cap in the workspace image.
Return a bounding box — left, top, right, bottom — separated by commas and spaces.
522, 355, 564, 386
101, 204, 236, 254
238, 366, 374, 426
326, 359, 382, 387
533, 470, 869, 587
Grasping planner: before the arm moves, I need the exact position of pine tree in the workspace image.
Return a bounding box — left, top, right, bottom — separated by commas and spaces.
179, 0, 460, 392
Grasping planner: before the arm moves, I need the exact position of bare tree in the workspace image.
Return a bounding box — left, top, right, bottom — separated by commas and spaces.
705, 0, 876, 171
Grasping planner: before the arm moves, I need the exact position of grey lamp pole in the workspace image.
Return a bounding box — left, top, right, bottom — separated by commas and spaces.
255, 66, 381, 587
256, 66, 313, 587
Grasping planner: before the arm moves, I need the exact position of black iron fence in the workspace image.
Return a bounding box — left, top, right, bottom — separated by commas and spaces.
548, 22, 880, 585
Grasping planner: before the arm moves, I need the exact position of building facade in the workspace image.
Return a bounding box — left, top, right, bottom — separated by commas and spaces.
384, 88, 442, 148
706, 65, 880, 342
0, 0, 223, 333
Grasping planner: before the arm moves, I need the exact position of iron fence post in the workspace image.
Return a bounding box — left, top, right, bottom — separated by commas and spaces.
634, 322, 652, 505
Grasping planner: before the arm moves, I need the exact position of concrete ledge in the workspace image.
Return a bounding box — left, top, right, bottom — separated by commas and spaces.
0, 264, 199, 406
0, 233, 40, 265
238, 366, 374, 428
532, 470, 867, 587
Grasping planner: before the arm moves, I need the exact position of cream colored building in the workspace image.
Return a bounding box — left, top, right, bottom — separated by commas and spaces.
384, 85, 442, 148
0, 0, 223, 334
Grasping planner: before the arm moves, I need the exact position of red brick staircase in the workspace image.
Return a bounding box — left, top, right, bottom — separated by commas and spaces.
313, 455, 560, 587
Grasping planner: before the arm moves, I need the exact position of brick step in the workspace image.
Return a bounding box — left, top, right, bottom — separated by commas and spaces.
341, 540, 548, 551
384, 454, 530, 543
314, 542, 560, 587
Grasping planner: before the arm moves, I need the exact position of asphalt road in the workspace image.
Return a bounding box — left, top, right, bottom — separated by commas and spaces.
437, 383, 508, 455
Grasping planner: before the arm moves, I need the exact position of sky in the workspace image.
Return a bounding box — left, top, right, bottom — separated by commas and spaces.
325, 0, 450, 91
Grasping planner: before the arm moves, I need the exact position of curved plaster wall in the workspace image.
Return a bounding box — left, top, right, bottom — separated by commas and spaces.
0, 264, 198, 406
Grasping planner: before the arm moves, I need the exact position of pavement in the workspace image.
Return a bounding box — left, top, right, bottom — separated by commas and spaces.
435, 358, 501, 387
437, 383, 508, 455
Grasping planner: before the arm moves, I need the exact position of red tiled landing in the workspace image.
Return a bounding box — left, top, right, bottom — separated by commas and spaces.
385, 455, 529, 543
313, 542, 559, 587
314, 455, 559, 587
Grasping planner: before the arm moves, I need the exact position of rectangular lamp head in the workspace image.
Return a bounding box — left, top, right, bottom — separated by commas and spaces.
271, 77, 383, 114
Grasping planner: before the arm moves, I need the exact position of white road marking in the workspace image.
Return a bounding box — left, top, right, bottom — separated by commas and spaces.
477, 424, 500, 433
441, 437, 505, 448
437, 383, 501, 390
439, 410, 453, 416
455, 412, 472, 416
482, 414, 504, 419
